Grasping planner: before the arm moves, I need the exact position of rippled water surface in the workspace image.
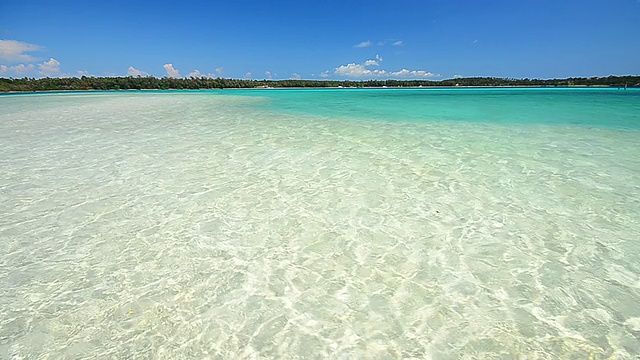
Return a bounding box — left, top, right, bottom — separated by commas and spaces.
1, 90, 639, 358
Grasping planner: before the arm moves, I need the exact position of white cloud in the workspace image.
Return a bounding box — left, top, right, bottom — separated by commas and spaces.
333, 64, 360, 77
215, 67, 223, 75
0, 63, 35, 76
388, 69, 438, 78
187, 69, 203, 78
333, 59, 439, 79
265, 71, 272, 80
163, 63, 180, 78
291, 73, 301, 80
453, 74, 464, 78
244, 72, 252, 79
39, 58, 61, 77
354, 40, 372, 48
335, 63, 388, 77
375, 40, 402, 47
128, 66, 149, 77
319, 71, 330, 78
0, 40, 43, 62
17, 64, 35, 75
77, 70, 89, 76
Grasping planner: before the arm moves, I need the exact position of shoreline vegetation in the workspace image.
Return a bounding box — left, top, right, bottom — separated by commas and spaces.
1, 75, 639, 92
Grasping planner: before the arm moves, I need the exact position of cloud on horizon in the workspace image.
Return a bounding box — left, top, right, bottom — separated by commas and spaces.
128, 66, 150, 77
0, 63, 35, 76
333, 57, 439, 79
0, 40, 43, 62
163, 63, 180, 78
187, 69, 203, 78
335, 63, 386, 77
39, 58, 62, 77
290, 73, 301, 80
128, 66, 148, 77
389, 69, 439, 78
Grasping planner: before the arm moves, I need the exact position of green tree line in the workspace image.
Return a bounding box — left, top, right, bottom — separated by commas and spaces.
1, 75, 638, 92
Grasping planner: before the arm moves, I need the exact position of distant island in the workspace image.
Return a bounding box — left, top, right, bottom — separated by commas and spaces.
1, 75, 638, 92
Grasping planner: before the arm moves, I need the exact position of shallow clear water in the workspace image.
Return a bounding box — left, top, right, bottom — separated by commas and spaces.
1, 90, 639, 358
234, 87, 640, 129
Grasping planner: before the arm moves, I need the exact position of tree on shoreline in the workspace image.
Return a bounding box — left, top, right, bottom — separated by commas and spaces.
1, 75, 639, 92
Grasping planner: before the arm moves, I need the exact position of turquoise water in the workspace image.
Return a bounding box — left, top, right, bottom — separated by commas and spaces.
232, 88, 640, 128
1, 89, 639, 358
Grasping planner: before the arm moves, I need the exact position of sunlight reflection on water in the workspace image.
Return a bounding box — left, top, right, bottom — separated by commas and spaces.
1, 92, 639, 358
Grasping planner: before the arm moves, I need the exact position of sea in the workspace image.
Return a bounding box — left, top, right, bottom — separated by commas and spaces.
1, 88, 639, 359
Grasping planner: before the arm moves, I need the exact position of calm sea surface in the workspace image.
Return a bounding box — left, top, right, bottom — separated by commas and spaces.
1, 88, 639, 358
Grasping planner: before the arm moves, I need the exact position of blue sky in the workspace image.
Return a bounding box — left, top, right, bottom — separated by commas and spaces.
1, 0, 639, 80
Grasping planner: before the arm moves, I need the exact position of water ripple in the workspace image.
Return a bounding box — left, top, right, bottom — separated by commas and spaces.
1, 93, 639, 358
